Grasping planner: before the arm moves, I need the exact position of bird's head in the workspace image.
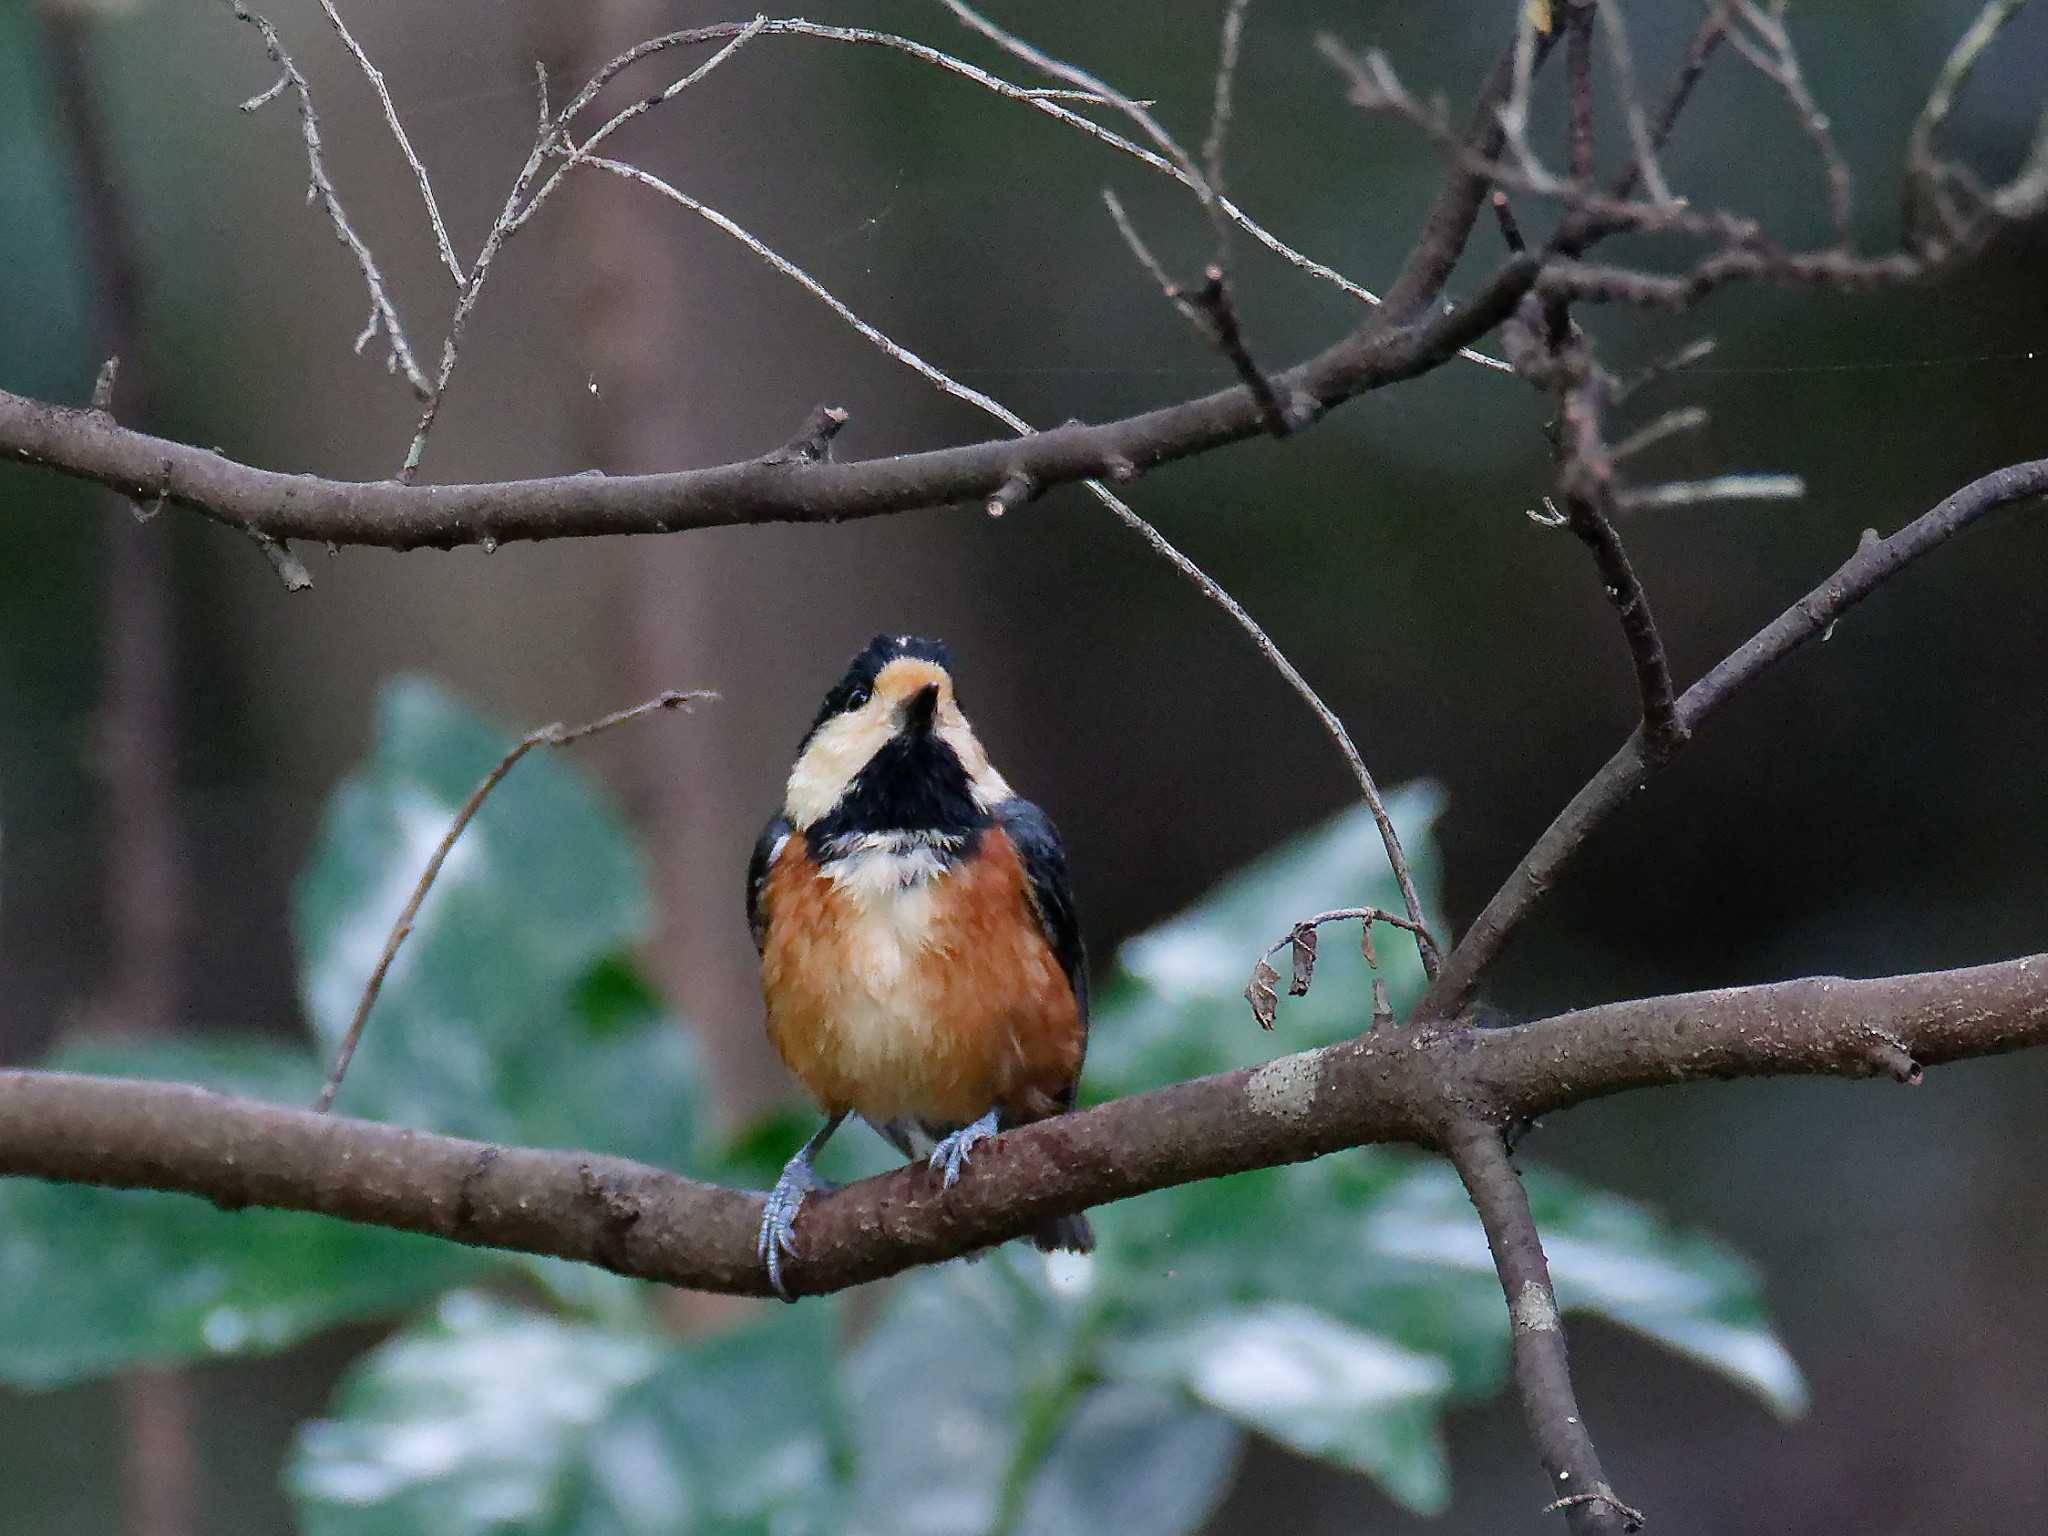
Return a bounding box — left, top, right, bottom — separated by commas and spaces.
783, 634, 1012, 837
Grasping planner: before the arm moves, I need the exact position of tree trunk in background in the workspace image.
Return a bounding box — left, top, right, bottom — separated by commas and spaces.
37, 15, 199, 1536
541, 5, 784, 1123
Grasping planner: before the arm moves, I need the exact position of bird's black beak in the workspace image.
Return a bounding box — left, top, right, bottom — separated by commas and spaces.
902, 682, 941, 738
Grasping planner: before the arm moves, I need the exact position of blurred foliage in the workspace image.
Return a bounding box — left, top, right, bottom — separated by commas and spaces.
0, 679, 1804, 1530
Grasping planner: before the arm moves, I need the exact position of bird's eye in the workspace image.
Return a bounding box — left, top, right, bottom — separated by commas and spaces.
843, 684, 871, 711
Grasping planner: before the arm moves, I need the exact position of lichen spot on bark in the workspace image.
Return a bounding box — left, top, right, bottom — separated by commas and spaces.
1246, 1049, 1322, 1123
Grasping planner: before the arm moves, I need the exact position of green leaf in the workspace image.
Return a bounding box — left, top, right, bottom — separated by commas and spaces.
843, 1265, 1022, 1536
293, 676, 652, 1142
288, 1292, 838, 1536
1109, 1303, 1450, 1514
844, 1257, 1239, 1536
0, 1035, 488, 1388
1357, 1158, 1810, 1416
1084, 789, 1443, 1098
288, 1292, 668, 1536
1010, 1384, 1240, 1536
553, 1305, 841, 1536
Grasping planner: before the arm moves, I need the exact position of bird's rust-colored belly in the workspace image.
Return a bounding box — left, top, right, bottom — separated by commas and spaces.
760, 829, 1081, 1126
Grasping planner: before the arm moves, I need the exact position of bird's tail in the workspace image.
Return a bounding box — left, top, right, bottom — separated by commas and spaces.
1032, 1211, 1095, 1255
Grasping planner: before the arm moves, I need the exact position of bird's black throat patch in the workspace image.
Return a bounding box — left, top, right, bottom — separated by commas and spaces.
809, 728, 987, 851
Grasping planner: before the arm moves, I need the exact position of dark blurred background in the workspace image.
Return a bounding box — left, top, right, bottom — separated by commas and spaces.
3, 0, 2045, 1531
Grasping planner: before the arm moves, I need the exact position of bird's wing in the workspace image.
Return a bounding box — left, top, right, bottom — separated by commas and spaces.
993, 797, 1087, 1030
746, 814, 792, 954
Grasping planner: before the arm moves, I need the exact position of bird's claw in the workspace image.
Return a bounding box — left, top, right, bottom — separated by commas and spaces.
927, 1109, 1001, 1190
757, 1157, 832, 1301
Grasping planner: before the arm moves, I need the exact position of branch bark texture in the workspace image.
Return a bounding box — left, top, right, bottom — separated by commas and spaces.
1420, 455, 2048, 1021
0, 260, 1532, 552
2, 952, 2041, 1300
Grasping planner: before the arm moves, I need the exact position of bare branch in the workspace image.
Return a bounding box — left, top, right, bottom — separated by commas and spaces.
1374, 26, 1556, 322
226, 4, 432, 398
314, 0, 467, 287
0, 255, 1537, 547
1546, 353, 1687, 755
1323, 38, 1756, 251
4, 952, 2045, 1297
1420, 454, 2048, 1021
314, 690, 714, 1114
1447, 1121, 1641, 1535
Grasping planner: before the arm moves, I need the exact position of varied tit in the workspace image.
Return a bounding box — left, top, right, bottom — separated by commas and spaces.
748, 634, 1093, 1297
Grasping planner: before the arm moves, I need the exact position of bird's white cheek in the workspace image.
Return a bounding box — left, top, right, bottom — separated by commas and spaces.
784, 712, 889, 826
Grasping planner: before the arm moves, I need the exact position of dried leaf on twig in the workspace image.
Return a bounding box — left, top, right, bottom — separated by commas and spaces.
1246, 957, 1281, 1030
1288, 924, 1319, 996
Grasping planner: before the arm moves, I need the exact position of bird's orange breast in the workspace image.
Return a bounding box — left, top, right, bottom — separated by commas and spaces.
759, 827, 1082, 1127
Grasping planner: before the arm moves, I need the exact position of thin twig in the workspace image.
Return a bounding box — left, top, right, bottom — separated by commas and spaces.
312, 689, 715, 1113
1608, 336, 1716, 405
941, 0, 1216, 221
1906, 0, 2033, 244
1593, 0, 1674, 206
1725, 2, 1853, 247
568, 150, 1437, 963
504, 17, 770, 239
226, 4, 432, 398
1325, 40, 1759, 252
1202, 0, 1254, 248
1446, 1121, 1640, 1535
1088, 475, 1437, 968
1375, 26, 1556, 323
1101, 190, 1295, 436
314, 0, 467, 287
1606, 405, 1707, 462
1618, 473, 1804, 511
1246, 906, 1440, 1029
532, 15, 1507, 370
398, 20, 765, 480
1555, 362, 1686, 753
1419, 454, 2048, 1021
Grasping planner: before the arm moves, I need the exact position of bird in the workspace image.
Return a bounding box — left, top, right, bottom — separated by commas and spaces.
748, 633, 1093, 1297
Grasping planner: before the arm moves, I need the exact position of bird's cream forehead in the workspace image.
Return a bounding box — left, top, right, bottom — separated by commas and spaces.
782, 656, 1012, 828
872, 657, 952, 702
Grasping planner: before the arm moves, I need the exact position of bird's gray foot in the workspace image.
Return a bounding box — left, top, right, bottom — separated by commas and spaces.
928, 1108, 1001, 1190
758, 1113, 847, 1300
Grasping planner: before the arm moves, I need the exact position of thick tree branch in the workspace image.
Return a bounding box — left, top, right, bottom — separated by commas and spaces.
1, 953, 2042, 1300
0, 258, 1536, 552
1420, 455, 2048, 1021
